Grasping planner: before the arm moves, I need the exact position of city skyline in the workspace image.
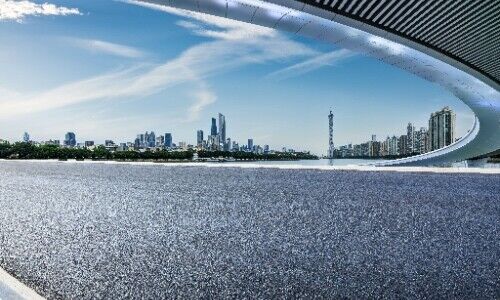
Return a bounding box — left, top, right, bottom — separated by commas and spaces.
0, 0, 475, 155
8, 106, 459, 158
333, 107, 457, 158
10, 111, 310, 155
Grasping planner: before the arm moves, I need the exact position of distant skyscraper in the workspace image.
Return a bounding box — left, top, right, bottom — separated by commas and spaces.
208, 135, 218, 150
85, 141, 94, 147
197, 130, 204, 146
389, 136, 398, 156
137, 134, 145, 147
211, 118, 217, 136
248, 139, 253, 150
218, 113, 226, 143
164, 133, 172, 148
145, 131, 156, 148
429, 107, 456, 151
156, 135, 164, 146
64, 132, 76, 147
328, 110, 334, 158
406, 123, 415, 154
398, 135, 408, 155
415, 127, 429, 154
371, 134, 377, 142
22, 132, 30, 143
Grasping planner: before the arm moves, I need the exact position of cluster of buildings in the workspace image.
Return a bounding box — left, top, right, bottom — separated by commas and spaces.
331, 107, 457, 158
12, 113, 302, 155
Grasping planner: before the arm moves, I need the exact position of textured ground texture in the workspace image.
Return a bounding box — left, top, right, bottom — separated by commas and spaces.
0, 161, 499, 299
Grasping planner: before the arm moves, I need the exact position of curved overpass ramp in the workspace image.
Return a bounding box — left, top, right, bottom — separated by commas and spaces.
137, 0, 500, 166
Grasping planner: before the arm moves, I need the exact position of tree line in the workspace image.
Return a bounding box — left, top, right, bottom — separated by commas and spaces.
0, 142, 318, 161
197, 150, 318, 160
0, 143, 192, 160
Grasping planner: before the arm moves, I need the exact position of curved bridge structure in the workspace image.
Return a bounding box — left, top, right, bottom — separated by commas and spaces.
138, 0, 500, 166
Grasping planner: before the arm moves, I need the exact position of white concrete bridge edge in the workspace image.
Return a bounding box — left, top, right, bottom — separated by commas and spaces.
0, 267, 45, 300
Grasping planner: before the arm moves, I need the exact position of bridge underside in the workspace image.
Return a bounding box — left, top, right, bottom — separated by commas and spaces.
137, 0, 500, 166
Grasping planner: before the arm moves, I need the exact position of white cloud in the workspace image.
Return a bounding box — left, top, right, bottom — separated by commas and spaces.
0, 1, 316, 122
69, 38, 145, 58
0, 85, 20, 98
176, 20, 200, 30
0, 0, 81, 22
267, 49, 355, 80
186, 83, 217, 122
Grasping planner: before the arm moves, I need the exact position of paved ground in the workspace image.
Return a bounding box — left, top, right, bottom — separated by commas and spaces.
0, 161, 499, 299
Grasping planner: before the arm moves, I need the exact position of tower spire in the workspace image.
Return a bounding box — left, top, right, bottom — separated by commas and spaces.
328, 109, 334, 158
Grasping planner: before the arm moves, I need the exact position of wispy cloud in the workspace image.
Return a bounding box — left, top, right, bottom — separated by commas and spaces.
186, 83, 217, 122
0, 2, 316, 122
0, 0, 81, 22
267, 49, 355, 80
69, 38, 146, 58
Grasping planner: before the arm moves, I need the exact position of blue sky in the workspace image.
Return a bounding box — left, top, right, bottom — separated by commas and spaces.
0, 0, 474, 154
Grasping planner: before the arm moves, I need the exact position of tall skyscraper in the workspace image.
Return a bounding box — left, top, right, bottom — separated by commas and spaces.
389, 136, 398, 156
371, 134, 377, 142
64, 132, 76, 147
145, 131, 156, 148
211, 118, 217, 136
328, 110, 334, 158
416, 127, 429, 154
197, 130, 204, 146
429, 107, 456, 151
248, 139, 253, 151
137, 134, 145, 147
218, 113, 226, 143
406, 123, 415, 154
164, 133, 173, 148
398, 135, 408, 155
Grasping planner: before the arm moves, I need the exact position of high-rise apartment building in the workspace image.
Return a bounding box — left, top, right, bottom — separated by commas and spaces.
398, 135, 408, 155
389, 136, 398, 156
429, 107, 456, 151
406, 123, 415, 154
414, 127, 429, 154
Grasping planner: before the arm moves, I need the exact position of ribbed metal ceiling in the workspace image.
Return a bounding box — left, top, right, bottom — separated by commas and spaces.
299, 0, 500, 86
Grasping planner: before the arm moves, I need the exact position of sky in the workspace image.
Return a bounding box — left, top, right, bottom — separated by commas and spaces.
0, 0, 474, 155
